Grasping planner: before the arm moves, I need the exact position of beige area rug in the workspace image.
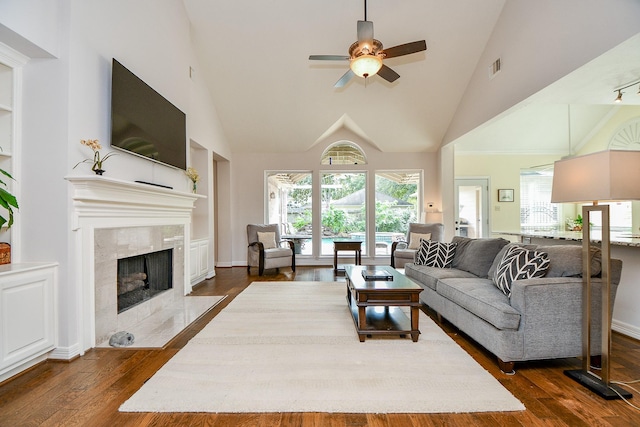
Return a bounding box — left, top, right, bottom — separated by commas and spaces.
120, 282, 525, 414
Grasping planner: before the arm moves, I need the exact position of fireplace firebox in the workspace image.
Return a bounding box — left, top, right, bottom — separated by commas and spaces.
117, 249, 173, 313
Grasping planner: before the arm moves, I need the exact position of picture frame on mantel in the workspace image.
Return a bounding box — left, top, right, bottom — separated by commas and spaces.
498, 189, 514, 202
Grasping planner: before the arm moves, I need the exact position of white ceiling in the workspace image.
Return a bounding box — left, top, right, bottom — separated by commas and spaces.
183, 0, 640, 155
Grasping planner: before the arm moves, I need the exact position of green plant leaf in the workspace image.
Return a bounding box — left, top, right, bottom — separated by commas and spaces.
0, 168, 14, 180
0, 187, 18, 209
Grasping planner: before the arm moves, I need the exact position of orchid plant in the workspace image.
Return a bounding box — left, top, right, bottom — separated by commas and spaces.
74, 139, 116, 174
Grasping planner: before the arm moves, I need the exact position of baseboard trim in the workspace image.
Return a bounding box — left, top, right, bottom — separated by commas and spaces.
48, 343, 83, 361
612, 319, 640, 341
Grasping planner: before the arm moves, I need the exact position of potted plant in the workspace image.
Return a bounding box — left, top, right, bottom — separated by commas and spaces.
0, 163, 18, 230
566, 214, 583, 231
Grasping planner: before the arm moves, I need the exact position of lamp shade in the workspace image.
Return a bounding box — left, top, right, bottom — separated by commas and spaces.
350, 55, 383, 78
551, 150, 640, 203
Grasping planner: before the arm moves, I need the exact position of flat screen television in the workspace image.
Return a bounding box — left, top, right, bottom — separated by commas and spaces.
110, 59, 187, 170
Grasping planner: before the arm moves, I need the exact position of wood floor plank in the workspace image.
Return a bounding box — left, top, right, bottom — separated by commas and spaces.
1, 266, 639, 426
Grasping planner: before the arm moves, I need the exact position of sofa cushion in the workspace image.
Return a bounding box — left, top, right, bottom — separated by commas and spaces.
436, 278, 521, 330
451, 237, 510, 278
493, 246, 550, 297
415, 240, 457, 268
405, 264, 477, 290
536, 245, 601, 277
263, 247, 292, 259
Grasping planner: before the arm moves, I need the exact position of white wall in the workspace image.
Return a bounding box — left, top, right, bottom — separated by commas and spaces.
230, 137, 438, 266
0, 0, 232, 357
0, 0, 61, 57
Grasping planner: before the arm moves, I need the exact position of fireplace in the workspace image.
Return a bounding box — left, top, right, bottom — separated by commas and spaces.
93, 224, 185, 346
117, 249, 173, 313
68, 176, 201, 354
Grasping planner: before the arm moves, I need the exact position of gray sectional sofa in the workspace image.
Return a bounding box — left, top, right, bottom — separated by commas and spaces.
405, 236, 622, 373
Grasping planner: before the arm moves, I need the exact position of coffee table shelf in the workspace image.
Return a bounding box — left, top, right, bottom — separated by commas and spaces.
344, 265, 423, 342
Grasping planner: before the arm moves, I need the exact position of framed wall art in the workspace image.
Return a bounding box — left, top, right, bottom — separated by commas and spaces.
498, 189, 514, 202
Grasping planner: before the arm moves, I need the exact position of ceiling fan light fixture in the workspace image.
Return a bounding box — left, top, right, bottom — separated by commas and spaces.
350, 54, 383, 78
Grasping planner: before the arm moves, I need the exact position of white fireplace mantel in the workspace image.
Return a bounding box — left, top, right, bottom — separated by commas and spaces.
66, 176, 205, 229
66, 175, 205, 356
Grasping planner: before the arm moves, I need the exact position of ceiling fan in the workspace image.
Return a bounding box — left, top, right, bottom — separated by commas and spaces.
309, 0, 427, 88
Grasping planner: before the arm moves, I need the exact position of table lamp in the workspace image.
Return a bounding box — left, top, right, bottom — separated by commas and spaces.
551, 149, 640, 399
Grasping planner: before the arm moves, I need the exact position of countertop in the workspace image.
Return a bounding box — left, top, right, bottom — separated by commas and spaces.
494, 230, 640, 248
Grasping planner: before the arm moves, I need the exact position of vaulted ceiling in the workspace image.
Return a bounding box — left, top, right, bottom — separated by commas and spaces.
183, 0, 640, 156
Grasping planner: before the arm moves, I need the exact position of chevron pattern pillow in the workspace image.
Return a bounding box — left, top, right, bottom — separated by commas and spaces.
415, 240, 457, 268
493, 246, 550, 297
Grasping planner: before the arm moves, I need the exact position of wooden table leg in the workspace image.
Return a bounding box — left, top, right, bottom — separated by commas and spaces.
410, 305, 420, 342
333, 249, 338, 274
358, 305, 367, 341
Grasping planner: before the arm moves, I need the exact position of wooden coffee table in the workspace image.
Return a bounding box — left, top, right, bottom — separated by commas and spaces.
344, 265, 423, 342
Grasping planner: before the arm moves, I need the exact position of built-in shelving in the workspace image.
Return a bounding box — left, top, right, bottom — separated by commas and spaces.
0, 44, 26, 257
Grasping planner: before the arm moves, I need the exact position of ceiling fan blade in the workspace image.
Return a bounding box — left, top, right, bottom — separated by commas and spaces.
382, 40, 427, 59
334, 69, 355, 88
357, 20, 374, 46
309, 55, 350, 61
377, 65, 400, 83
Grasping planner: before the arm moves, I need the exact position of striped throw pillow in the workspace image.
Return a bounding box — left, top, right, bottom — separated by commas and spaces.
415, 240, 457, 268
493, 246, 550, 297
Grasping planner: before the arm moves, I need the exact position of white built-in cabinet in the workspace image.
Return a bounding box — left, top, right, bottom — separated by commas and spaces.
0, 263, 58, 383
190, 238, 210, 286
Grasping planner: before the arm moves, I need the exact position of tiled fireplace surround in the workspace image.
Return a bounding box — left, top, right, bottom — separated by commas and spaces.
93, 225, 185, 345
68, 176, 201, 353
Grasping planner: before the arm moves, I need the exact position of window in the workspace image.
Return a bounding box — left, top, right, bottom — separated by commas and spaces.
584, 201, 632, 233
320, 172, 366, 255
520, 170, 560, 231
266, 172, 313, 255
266, 140, 423, 258
374, 172, 419, 254
321, 141, 367, 165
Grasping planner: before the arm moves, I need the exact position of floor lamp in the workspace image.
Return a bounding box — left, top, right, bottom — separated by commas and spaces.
551, 150, 640, 399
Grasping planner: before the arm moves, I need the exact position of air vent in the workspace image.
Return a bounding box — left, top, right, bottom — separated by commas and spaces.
489, 58, 501, 79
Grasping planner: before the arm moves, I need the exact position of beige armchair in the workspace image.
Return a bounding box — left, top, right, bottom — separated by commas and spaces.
247, 224, 295, 276
391, 223, 445, 268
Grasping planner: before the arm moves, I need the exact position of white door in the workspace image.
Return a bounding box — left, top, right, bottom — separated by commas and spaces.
454, 178, 489, 238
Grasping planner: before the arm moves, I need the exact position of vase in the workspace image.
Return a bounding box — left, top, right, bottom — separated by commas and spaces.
94, 169, 105, 176
192, 182, 197, 193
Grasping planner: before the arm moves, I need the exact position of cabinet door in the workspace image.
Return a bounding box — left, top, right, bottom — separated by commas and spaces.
1, 265, 57, 375
198, 240, 209, 276
189, 243, 199, 281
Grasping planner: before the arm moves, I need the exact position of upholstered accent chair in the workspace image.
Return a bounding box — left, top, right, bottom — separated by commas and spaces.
247, 224, 295, 276
391, 223, 445, 268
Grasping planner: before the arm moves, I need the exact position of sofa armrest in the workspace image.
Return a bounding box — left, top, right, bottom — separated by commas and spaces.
509, 277, 619, 357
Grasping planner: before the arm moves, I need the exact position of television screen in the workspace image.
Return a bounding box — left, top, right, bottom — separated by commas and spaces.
110, 59, 187, 170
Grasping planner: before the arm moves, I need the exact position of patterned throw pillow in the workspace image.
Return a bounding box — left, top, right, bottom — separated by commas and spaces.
415, 240, 457, 268
493, 246, 550, 297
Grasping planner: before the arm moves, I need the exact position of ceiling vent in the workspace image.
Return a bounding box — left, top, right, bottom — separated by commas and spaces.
489, 58, 501, 79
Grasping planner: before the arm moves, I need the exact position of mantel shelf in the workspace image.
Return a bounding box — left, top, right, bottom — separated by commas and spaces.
66, 175, 205, 231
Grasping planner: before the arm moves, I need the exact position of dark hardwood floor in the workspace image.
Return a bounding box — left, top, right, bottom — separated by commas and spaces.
1, 266, 639, 426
